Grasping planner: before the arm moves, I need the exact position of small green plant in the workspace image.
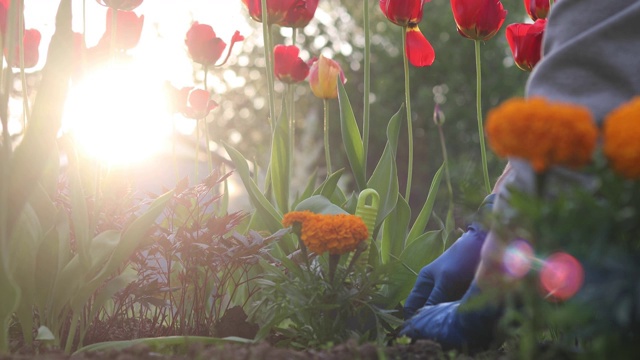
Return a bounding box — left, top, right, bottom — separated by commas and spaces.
249, 194, 403, 348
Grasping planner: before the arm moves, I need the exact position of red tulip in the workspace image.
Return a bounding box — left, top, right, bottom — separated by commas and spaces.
274, 45, 310, 84
241, 0, 297, 25
185, 22, 226, 67
96, 0, 143, 11
185, 88, 218, 119
308, 55, 346, 99
524, 0, 549, 21
279, 0, 319, 28
451, 0, 507, 41
0, 0, 9, 34
379, 0, 435, 67
185, 23, 244, 68
166, 84, 218, 119
99, 8, 144, 51
379, 0, 426, 26
4, 28, 41, 68
506, 19, 546, 72
0, 0, 39, 69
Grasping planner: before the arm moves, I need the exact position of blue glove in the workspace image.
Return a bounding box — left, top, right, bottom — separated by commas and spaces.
403, 194, 494, 319
400, 282, 501, 351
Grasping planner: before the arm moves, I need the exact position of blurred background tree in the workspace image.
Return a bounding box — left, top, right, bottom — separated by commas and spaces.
203, 0, 530, 222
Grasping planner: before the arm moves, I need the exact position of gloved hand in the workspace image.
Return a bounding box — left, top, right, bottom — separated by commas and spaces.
400, 282, 501, 351
404, 194, 494, 319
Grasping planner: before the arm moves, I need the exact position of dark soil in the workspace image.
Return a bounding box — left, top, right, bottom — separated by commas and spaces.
2, 339, 507, 360
3, 308, 508, 359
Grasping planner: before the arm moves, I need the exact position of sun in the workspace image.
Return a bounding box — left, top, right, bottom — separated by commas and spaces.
62, 61, 173, 167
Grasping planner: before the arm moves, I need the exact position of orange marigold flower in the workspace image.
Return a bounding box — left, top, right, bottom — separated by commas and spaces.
486, 97, 598, 172
603, 97, 640, 180
282, 211, 369, 255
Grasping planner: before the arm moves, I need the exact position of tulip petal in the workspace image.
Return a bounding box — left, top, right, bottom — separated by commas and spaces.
406, 26, 435, 67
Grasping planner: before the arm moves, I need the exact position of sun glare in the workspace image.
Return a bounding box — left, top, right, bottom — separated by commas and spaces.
62, 62, 173, 166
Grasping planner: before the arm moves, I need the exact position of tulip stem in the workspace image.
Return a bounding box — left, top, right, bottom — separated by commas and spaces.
362, 0, 371, 177
261, 0, 277, 132
402, 26, 414, 200
18, 8, 29, 130
195, 118, 200, 182
203, 67, 213, 173
289, 29, 297, 180
475, 40, 491, 194
323, 99, 332, 175
437, 123, 454, 214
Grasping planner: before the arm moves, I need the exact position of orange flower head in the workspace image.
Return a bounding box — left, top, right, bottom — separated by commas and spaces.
283, 211, 369, 255
486, 97, 598, 172
308, 55, 346, 99
603, 97, 640, 180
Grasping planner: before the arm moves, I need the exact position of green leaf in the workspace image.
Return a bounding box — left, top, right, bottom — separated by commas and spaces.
35, 226, 61, 316
224, 142, 283, 233
74, 336, 252, 355
337, 80, 366, 191
292, 168, 318, 210
406, 162, 444, 245
313, 168, 344, 200
294, 195, 347, 215
367, 105, 403, 226
12, 204, 42, 345
86, 268, 137, 327
69, 156, 91, 270
381, 230, 443, 306
380, 195, 410, 264
270, 99, 290, 214
99, 190, 173, 281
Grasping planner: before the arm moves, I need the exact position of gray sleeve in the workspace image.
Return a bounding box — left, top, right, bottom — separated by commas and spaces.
525, 0, 640, 124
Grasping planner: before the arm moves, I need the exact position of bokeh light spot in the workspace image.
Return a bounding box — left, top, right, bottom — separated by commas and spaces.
503, 239, 534, 279
539, 252, 584, 301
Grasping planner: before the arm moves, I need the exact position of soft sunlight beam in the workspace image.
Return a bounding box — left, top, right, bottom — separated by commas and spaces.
62, 61, 172, 166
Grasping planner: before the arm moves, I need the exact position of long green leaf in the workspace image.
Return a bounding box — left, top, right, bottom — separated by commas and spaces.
74, 336, 253, 355
11, 204, 42, 345
224, 143, 282, 233
367, 105, 403, 226
6, 0, 72, 235
380, 195, 410, 264
406, 162, 444, 245
338, 80, 366, 191
381, 230, 443, 307
270, 99, 290, 214
69, 156, 91, 270
99, 190, 173, 281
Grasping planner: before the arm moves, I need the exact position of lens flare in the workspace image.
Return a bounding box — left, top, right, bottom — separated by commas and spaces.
503, 239, 534, 279
62, 62, 172, 166
539, 252, 584, 301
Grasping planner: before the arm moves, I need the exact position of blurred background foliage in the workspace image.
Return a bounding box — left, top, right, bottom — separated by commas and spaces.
204, 0, 530, 222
